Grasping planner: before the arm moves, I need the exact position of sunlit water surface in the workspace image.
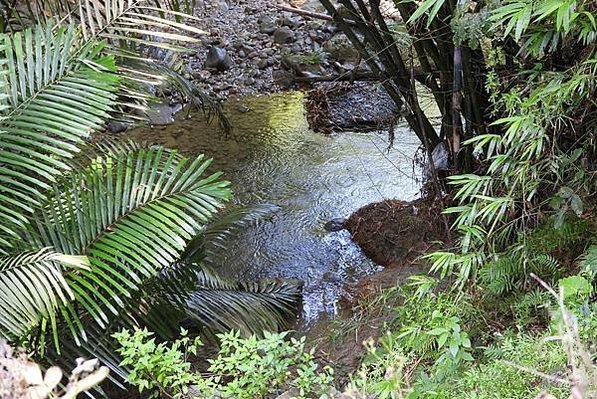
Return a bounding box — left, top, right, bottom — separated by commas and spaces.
130, 91, 423, 321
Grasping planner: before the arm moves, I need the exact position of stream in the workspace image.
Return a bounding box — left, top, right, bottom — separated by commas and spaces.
130, 91, 422, 322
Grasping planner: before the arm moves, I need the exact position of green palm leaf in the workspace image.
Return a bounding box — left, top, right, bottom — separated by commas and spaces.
0, 24, 119, 251
26, 146, 231, 344
185, 268, 301, 336
0, 247, 88, 339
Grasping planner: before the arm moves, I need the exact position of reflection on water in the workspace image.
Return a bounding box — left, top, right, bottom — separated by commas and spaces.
129, 91, 422, 321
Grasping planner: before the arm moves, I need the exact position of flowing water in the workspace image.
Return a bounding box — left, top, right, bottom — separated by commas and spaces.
130, 91, 422, 322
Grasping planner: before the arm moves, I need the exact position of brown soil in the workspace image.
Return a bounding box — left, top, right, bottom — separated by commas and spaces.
308, 197, 448, 383
345, 197, 447, 293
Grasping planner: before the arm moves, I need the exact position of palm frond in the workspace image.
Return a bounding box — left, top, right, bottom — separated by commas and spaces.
0, 247, 88, 340
182, 204, 279, 265
0, 23, 119, 251
185, 268, 302, 336
24, 146, 230, 344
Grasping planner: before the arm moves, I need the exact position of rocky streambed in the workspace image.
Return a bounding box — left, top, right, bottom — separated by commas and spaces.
139, 0, 404, 132
179, 0, 358, 97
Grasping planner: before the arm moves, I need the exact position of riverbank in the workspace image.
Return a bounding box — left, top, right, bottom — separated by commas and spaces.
305, 196, 449, 380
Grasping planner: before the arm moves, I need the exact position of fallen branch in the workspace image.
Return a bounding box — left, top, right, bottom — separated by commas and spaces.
273, 3, 357, 26
292, 70, 437, 83
293, 72, 379, 82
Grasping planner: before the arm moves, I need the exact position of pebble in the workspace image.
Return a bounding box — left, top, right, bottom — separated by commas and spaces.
273, 27, 295, 44
204, 47, 233, 72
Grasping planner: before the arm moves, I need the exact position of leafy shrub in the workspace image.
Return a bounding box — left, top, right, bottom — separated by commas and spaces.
479, 216, 590, 297
441, 333, 568, 399
348, 334, 411, 399
391, 277, 476, 372
114, 328, 334, 399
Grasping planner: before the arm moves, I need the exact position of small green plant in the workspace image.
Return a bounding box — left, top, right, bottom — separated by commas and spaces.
348, 334, 411, 399
208, 330, 334, 398
114, 328, 334, 399
441, 332, 569, 399
390, 277, 476, 368
113, 328, 206, 399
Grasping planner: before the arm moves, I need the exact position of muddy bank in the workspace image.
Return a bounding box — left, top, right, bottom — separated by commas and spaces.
344, 197, 448, 294
308, 197, 447, 381
347, 198, 445, 270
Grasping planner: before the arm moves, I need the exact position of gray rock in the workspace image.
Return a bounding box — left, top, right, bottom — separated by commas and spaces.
273, 27, 295, 44
279, 15, 300, 28
217, 0, 228, 12
323, 34, 360, 63
146, 101, 183, 125
324, 218, 346, 232
323, 271, 342, 283
272, 70, 294, 88
106, 120, 129, 134
204, 47, 233, 72
236, 103, 251, 113
258, 16, 277, 34
310, 82, 400, 132
276, 388, 300, 399
257, 58, 268, 69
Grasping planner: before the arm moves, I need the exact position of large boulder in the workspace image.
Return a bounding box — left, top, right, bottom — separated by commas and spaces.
306, 82, 400, 133
323, 34, 360, 64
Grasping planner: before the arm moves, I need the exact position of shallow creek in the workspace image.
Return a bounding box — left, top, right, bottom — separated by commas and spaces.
130, 91, 422, 322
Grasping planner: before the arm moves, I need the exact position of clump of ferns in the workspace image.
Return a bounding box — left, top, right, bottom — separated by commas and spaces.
480, 251, 562, 297
480, 216, 591, 297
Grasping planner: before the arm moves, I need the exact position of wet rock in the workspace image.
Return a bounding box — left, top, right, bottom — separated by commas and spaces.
106, 120, 129, 134
281, 54, 323, 76
324, 218, 346, 232
147, 101, 183, 125
323, 271, 342, 283
323, 34, 360, 63
273, 27, 295, 44
204, 46, 233, 72
218, 0, 229, 11
235, 103, 251, 113
306, 82, 400, 133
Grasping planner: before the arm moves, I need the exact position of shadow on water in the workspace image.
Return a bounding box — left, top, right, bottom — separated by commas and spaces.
129, 91, 422, 323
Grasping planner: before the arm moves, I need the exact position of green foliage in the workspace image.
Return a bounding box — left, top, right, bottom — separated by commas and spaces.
511, 289, 551, 328
0, 0, 298, 382
115, 328, 335, 399
426, 0, 596, 287
391, 277, 476, 362
478, 216, 589, 297
348, 335, 411, 399
346, 277, 476, 398
442, 332, 568, 399
479, 252, 561, 295
114, 328, 204, 398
